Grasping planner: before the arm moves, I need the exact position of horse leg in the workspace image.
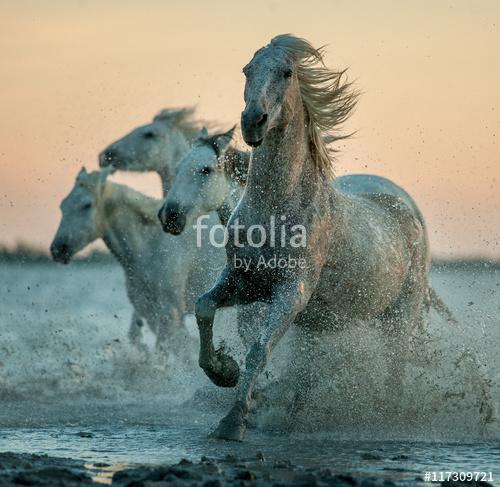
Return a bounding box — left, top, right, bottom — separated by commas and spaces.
157, 276, 188, 354
237, 303, 267, 351
128, 311, 147, 350
195, 268, 243, 387
381, 250, 427, 414
287, 328, 320, 429
156, 304, 184, 354
454, 351, 497, 431
210, 278, 311, 441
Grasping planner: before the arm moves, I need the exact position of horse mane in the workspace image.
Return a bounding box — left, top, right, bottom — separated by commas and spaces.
270, 34, 359, 179
223, 148, 249, 187
199, 130, 249, 187
102, 180, 160, 226
153, 107, 200, 140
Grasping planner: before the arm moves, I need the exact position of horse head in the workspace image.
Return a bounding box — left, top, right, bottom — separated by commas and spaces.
157, 127, 235, 235
50, 167, 110, 263
98, 108, 197, 194
241, 38, 301, 147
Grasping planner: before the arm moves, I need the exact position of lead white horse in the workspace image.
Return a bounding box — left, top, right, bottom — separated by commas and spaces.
99, 108, 199, 196
159, 126, 457, 354
50, 168, 221, 352
192, 34, 491, 441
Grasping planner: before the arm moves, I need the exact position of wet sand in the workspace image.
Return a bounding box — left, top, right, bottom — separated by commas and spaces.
0, 451, 415, 486
0, 452, 93, 486
1, 451, 498, 486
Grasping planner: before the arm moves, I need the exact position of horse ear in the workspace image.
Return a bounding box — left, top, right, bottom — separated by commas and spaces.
213, 126, 235, 155
76, 167, 88, 183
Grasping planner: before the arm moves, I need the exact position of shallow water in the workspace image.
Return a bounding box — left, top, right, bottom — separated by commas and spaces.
1, 423, 499, 485
0, 262, 499, 484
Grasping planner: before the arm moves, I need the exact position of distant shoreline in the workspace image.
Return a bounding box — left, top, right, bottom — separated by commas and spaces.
1, 243, 499, 269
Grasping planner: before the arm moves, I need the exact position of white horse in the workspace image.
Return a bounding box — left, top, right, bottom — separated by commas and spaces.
193, 34, 447, 441
157, 127, 248, 230
157, 127, 268, 347
99, 108, 199, 196
50, 168, 220, 351
159, 124, 458, 360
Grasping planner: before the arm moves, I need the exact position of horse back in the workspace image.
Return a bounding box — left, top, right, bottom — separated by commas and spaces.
334, 174, 425, 227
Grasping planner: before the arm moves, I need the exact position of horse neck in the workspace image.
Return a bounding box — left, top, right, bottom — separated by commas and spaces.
99, 184, 156, 266
216, 178, 242, 227
158, 128, 192, 197
245, 98, 316, 206
158, 164, 173, 197
217, 148, 249, 226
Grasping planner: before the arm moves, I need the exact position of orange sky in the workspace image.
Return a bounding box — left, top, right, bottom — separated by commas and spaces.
0, 0, 499, 258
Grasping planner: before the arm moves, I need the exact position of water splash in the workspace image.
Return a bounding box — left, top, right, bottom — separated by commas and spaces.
0, 262, 497, 442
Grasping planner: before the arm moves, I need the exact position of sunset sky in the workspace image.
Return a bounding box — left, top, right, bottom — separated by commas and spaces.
0, 0, 499, 258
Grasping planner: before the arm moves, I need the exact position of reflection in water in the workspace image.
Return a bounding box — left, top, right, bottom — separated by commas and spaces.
85, 463, 128, 485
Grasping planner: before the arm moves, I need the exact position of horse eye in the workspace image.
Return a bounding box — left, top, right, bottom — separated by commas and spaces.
284, 69, 293, 79
81, 202, 92, 211
200, 166, 212, 175
143, 131, 155, 139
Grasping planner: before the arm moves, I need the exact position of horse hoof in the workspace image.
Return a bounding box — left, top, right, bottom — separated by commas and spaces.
204, 350, 240, 388
209, 422, 246, 442
208, 418, 247, 441
209, 404, 247, 441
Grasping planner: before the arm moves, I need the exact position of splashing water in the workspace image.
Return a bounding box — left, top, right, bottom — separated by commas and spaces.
0, 261, 498, 481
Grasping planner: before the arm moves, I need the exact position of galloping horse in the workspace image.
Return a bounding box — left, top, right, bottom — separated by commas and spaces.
50, 168, 218, 352
158, 127, 249, 233
157, 127, 266, 347
194, 34, 435, 441
99, 108, 199, 196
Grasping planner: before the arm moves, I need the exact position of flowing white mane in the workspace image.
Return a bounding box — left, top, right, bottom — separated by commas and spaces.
77, 169, 160, 225
270, 34, 359, 179
104, 182, 161, 225
153, 107, 200, 140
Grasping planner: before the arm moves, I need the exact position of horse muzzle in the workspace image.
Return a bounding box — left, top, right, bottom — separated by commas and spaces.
99, 148, 120, 168
157, 203, 187, 235
50, 240, 73, 264
241, 108, 268, 147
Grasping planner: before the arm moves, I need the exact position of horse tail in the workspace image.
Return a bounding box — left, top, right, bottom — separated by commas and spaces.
426, 287, 459, 324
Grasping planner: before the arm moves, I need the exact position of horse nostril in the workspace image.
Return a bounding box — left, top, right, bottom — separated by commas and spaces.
51, 241, 70, 263
256, 113, 268, 127
102, 150, 116, 164
158, 204, 179, 227
168, 211, 180, 224
159, 205, 186, 235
